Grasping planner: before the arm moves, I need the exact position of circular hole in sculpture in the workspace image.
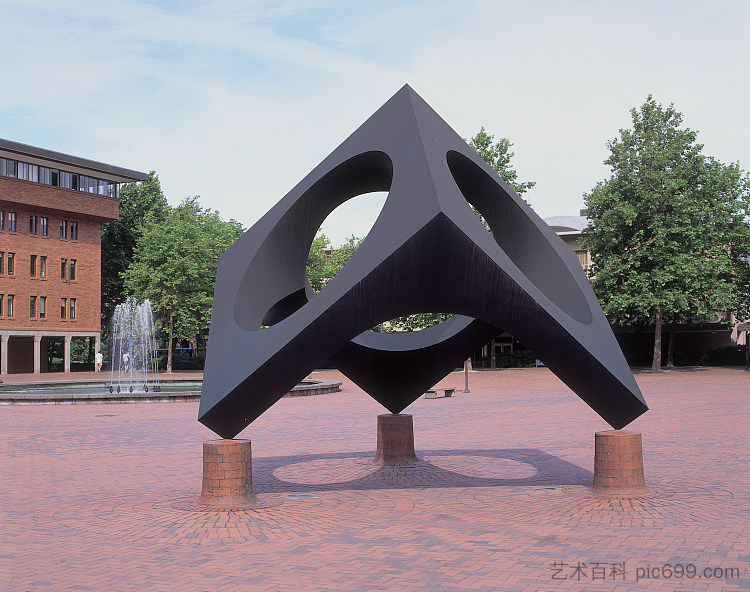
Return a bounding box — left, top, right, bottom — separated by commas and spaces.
235, 151, 393, 331
306, 191, 387, 294
446, 150, 592, 325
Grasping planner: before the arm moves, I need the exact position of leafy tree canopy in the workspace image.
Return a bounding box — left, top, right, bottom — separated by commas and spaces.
101, 171, 168, 328
122, 196, 243, 371
581, 95, 750, 370
307, 233, 363, 293
468, 127, 536, 196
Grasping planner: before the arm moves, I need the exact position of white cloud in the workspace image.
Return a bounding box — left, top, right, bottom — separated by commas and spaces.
1, 0, 749, 244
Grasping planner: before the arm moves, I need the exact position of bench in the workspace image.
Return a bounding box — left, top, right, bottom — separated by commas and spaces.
424, 388, 456, 399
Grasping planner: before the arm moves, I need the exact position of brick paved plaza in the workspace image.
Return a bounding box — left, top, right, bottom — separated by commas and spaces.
2, 367, 749, 591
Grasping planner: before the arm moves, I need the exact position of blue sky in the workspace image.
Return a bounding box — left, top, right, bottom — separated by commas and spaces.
2, 0, 749, 245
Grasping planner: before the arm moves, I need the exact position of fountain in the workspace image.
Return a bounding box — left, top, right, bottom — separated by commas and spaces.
109, 298, 161, 393
0, 297, 341, 405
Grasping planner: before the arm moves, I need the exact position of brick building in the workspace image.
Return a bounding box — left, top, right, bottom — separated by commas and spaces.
0, 139, 148, 374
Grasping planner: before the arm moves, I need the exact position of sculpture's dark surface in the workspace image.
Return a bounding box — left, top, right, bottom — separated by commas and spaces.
199, 85, 648, 439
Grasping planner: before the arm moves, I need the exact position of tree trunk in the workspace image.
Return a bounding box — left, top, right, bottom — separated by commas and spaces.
490, 338, 496, 369
666, 324, 675, 368
167, 313, 174, 373
651, 307, 663, 371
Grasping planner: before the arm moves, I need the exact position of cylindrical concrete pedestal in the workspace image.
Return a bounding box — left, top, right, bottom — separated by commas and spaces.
198, 439, 258, 507
591, 430, 648, 495
375, 413, 417, 463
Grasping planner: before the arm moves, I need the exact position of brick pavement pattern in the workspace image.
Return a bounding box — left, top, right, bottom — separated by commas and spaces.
1, 367, 749, 591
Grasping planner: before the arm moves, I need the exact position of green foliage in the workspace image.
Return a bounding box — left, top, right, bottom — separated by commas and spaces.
497, 349, 538, 368
306, 233, 330, 293
582, 95, 750, 368
70, 337, 94, 364
468, 127, 536, 196
156, 354, 205, 371
101, 172, 168, 328
306, 233, 363, 292
122, 196, 243, 370
381, 313, 452, 332
622, 344, 746, 368
673, 346, 746, 367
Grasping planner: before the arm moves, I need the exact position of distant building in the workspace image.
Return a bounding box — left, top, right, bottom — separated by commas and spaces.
544, 215, 591, 271
0, 139, 148, 374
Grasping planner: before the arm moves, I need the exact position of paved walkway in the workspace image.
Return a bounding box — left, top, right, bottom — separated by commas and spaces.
1, 367, 749, 591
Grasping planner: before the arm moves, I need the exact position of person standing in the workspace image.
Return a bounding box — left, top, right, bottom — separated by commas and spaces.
95, 351, 103, 373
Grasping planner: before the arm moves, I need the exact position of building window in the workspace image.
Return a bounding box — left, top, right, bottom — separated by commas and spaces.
39, 296, 46, 319
0, 294, 3, 315
30, 255, 37, 277
40, 217, 48, 236
30, 215, 37, 234
575, 250, 589, 268
40, 256, 46, 278
60, 298, 67, 319
17, 162, 39, 182
70, 298, 76, 320
59, 171, 72, 189
60, 220, 67, 238
39, 167, 59, 186
30, 296, 36, 318
0, 252, 3, 274
61, 258, 67, 280
78, 175, 96, 193
0, 211, 4, 230
0, 157, 16, 177
8, 294, 14, 318
7, 252, 14, 275
70, 221, 78, 240
69, 259, 76, 281
9, 212, 16, 232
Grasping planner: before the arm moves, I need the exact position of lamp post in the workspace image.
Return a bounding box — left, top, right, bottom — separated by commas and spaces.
463, 358, 470, 393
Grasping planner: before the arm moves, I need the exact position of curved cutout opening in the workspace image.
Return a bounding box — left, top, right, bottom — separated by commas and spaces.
353, 314, 476, 350
305, 191, 387, 294
317, 191, 388, 248
234, 151, 393, 331
372, 313, 454, 333
446, 150, 592, 325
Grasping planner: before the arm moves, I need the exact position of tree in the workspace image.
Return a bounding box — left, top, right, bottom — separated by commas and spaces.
581, 95, 750, 371
469, 127, 536, 196
306, 233, 363, 293
123, 196, 243, 372
101, 171, 168, 330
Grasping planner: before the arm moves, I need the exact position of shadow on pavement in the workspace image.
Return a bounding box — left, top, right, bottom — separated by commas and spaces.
251, 448, 592, 494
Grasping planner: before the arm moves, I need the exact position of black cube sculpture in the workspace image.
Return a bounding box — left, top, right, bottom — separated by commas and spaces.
199, 85, 647, 439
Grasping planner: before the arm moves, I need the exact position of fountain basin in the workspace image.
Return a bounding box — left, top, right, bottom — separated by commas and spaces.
0, 378, 341, 405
